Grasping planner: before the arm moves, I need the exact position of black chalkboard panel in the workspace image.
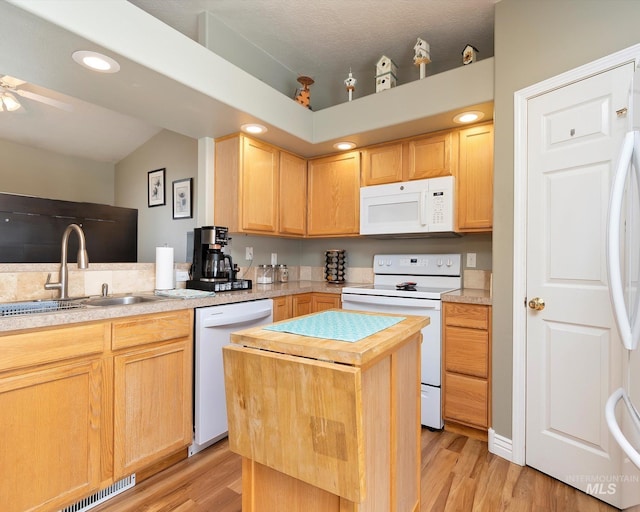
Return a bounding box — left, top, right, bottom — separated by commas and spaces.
0, 193, 137, 263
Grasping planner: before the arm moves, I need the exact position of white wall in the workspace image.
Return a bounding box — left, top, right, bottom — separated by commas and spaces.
0, 138, 114, 203
115, 129, 198, 263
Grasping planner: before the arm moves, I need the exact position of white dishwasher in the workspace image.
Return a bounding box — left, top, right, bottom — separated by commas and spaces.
189, 298, 273, 456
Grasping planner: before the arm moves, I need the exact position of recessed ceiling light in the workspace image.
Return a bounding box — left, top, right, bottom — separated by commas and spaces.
453, 111, 484, 124
333, 141, 356, 151
241, 123, 267, 135
72, 50, 120, 73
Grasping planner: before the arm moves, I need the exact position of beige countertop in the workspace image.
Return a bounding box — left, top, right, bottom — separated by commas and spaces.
0, 281, 492, 334
0, 281, 347, 334
442, 288, 492, 306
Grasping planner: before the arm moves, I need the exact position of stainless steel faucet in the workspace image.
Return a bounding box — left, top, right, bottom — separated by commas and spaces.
45, 223, 89, 299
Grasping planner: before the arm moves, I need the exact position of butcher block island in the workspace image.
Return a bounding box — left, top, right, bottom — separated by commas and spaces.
223, 309, 429, 512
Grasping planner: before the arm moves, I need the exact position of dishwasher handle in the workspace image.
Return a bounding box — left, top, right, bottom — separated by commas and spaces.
202, 307, 272, 328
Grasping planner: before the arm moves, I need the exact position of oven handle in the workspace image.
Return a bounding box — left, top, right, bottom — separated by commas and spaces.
342, 294, 440, 310
202, 307, 272, 328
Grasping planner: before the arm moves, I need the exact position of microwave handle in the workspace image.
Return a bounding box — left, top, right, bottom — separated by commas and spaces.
420, 190, 428, 226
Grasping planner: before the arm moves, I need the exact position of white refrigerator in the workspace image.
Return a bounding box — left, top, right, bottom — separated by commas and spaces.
606, 70, 640, 470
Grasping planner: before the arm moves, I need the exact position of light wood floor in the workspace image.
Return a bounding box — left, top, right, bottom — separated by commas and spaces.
92, 428, 618, 512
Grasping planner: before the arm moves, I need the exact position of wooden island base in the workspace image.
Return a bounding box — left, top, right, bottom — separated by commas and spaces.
223, 310, 428, 512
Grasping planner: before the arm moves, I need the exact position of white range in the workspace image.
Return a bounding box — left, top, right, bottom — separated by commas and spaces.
341, 253, 461, 429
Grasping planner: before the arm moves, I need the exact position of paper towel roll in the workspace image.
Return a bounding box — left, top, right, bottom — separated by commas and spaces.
155, 246, 174, 290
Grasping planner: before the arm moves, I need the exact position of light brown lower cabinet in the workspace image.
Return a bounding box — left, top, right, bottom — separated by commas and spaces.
443, 302, 492, 432
272, 295, 292, 322
0, 309, 193, 512
275, 292, 341, 321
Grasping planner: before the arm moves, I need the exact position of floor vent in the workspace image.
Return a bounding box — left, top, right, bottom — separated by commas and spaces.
59, 474, 136, 512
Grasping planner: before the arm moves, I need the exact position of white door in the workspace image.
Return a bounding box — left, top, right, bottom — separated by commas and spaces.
526, 62, 635, 508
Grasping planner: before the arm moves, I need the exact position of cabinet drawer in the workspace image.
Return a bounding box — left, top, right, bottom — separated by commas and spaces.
0, 323, 108, 373
444, 372, 488, 428
444, 326, 488, 378
112, 310, 192, 350
444, 303, 489, 330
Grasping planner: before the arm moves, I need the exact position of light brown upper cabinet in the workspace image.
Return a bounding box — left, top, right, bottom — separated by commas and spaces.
361, 142, 405, 186
407, 130, 457, 180
215, 134, 279, 235
307, 151, 361, 237
279, 151, 307, 236
215, 135, 308, 237
456, 122, 494, 232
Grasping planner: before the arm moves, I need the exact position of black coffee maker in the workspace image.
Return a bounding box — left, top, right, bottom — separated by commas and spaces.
187, 226, 252, 292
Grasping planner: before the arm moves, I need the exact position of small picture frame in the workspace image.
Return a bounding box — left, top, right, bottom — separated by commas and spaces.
172, 178, 193, 219
148, 168, 166, 207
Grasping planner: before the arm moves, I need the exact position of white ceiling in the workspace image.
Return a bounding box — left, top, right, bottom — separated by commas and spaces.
129, 0, 495, 87
0, 1, 496, 163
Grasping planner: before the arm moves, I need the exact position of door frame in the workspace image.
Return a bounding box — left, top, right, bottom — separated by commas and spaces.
511, 43, 640, 465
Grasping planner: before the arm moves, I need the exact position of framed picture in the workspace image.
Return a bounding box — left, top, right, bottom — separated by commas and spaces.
148, 168, 166, 207
172, 178, 193, 219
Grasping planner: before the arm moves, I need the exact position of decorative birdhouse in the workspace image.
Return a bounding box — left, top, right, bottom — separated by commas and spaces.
413, 37, 431, 79
376, 73, 397, 92
376, 55, 398, 77
294, 76, 314, 109
462, 44, 479, 65
413, 38, 431, 65
375, 55, 398, 93
344, 69, 357, 102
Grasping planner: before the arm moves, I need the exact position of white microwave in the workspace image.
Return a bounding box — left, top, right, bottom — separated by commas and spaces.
359, 176, 455, 236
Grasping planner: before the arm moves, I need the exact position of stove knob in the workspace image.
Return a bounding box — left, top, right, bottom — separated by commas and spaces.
446, 258, 453, 267
437, 258, 443, 267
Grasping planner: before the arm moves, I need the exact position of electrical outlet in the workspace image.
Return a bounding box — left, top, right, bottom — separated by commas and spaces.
245, 247, 253, 260
271, 253, 278, 265
466, 252, 477, 268
175, 270, 190, 282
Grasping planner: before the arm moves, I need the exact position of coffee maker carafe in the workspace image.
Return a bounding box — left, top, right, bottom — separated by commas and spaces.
204, 245, 232, 280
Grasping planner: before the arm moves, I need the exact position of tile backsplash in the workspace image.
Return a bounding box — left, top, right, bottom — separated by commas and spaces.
0, 263, 374, 302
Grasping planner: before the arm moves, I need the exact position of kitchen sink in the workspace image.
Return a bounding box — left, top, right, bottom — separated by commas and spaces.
81, 295, 166, 307
0, 299, 87, 317
0, 294, 167, 316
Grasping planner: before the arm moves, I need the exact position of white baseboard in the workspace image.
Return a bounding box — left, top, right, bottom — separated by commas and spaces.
488, 428, 518, 464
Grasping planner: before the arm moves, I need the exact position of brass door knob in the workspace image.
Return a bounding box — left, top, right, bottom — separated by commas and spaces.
528, 297, 545, 311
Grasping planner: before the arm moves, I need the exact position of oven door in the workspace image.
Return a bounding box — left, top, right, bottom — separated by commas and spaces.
341, 293, 442, 387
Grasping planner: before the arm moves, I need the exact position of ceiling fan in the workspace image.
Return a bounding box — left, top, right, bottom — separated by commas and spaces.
0, 75, 73, 112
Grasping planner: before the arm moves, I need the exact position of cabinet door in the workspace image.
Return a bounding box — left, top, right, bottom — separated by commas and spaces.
273, 295, 292, 321
444, 372, 488, 428
311, 293, 341, 312
0, 359, 103, 512
457, 123, 493, 231
443, 302, 489, 330
292, 293, 313, 317
407, 131, 455, 180
113, 339, 192, 479
241, 137, 279, 233
307, 151, 360, 236
361, 143, 404, 185
444, 325, 489, 378
279, 151, 307, 236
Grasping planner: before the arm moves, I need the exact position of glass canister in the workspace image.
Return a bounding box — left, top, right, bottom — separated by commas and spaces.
257, 264, 274, 284
324, 249, 346, 283
276, 264, 289, 283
